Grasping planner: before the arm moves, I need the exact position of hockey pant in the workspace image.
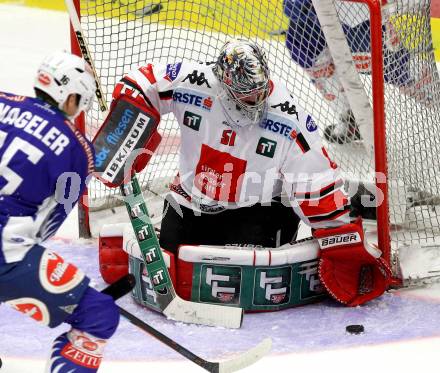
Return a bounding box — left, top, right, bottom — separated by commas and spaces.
159, 195, 301, 255
0, 244, 119, 372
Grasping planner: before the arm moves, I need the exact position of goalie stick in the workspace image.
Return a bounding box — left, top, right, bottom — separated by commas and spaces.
120, 176, 243, 328
100, 273, 137, 300
65, 0, 244, 329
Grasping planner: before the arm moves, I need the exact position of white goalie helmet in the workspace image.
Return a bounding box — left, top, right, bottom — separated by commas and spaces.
213, 39, 270, 126
34, 51, 96, 118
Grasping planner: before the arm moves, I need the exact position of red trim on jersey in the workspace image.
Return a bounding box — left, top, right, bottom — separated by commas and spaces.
309, 208, 350, 224
298, 190, 348, 217
269, 250, 272, 266
253, 250, 256, 266
112, 82, 124, 101
295, 179, 343, 200
139, 64, 157, 84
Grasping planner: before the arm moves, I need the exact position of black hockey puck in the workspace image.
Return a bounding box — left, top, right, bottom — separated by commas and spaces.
346, 324, 364, 334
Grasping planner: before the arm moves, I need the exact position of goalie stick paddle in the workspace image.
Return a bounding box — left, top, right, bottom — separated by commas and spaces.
117, 306, 272, 373
121, 176, 244, 329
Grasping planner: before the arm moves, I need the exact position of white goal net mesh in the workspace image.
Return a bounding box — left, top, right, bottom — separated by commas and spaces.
77, 0, 440, 257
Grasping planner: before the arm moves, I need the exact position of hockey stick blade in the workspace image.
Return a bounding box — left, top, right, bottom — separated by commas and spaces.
217, 337, 272, 373
163, 296, 243, 329
118, 306, 271, 372
101, 274, 136, 300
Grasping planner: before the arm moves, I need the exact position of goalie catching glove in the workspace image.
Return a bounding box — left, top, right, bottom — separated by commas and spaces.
314, 218, 392, 306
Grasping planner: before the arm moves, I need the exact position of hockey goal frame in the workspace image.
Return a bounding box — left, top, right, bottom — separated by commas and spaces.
69, 0, 440, 278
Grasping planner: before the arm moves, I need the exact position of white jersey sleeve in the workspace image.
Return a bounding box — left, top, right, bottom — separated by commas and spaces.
113, 62, 351, 230
112, 62, 184, 115
279, 109, 351, 229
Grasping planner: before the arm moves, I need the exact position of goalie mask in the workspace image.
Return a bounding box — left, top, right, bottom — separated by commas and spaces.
214, 39, 270, 127
34, 51, 96, 119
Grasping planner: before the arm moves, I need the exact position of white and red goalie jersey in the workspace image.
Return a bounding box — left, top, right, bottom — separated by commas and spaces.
113, 60, 350, 230
111, 60, 392, 306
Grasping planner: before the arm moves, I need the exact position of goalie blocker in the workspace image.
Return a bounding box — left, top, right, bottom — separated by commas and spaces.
100, 225, 326, 312
93, 95, 161, 187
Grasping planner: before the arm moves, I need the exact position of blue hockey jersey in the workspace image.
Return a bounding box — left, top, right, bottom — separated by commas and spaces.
0, 92, 94, 264
283, 0, 412, 86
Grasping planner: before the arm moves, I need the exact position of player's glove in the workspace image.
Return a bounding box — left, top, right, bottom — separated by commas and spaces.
313, 217, 392, 306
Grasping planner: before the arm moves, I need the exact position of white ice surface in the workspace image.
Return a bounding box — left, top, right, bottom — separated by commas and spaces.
2, 4, 440, 373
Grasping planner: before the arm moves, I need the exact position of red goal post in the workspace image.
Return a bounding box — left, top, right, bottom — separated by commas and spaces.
69, 0, 440, 278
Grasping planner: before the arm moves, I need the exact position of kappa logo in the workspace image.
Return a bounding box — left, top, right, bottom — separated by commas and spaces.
183, 111, 202, 131
271, 100, 299, 120
39, 251, 85, 294
319, 232, 361, 249
256, 137, 277, 158
183, 70, 211, 87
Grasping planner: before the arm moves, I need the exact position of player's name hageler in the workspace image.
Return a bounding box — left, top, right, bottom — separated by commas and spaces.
0, 103, 70, 155
106, 108, 135, 145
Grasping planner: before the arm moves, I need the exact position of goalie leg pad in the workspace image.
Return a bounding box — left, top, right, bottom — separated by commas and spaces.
176, 240, 325, 311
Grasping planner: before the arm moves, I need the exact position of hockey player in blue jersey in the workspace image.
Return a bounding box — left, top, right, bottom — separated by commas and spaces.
0, 51, 119, 372
283, 0, 429, 143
